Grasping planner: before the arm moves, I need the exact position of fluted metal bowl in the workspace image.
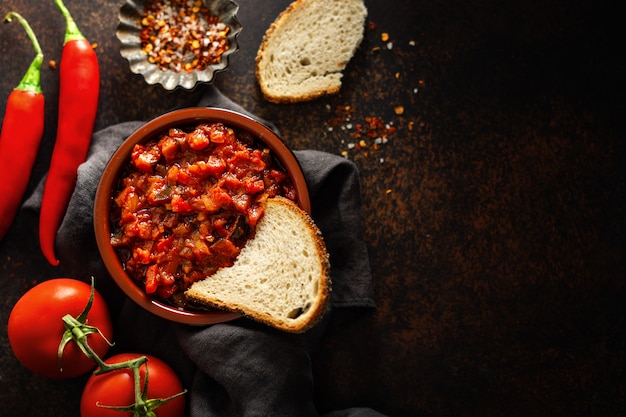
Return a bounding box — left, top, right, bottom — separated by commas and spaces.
116, 0, 241, 90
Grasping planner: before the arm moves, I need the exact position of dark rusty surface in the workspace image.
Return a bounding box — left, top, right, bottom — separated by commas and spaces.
1, 0, 624, 416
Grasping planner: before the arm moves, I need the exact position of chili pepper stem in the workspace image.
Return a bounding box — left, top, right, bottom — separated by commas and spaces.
0, 12, 45, 241
53, 0, 85, 43
40, 0, 99, 265
3, 12, 43, 94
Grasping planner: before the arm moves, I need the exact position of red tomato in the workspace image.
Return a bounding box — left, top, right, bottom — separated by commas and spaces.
8, 278, 113, 379
80, 353, 186, 417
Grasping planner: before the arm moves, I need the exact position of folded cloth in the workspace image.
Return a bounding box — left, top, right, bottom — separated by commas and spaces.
22, 86, 384, 417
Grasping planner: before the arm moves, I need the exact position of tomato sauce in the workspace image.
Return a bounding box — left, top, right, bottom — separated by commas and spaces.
110, 122, 296, 304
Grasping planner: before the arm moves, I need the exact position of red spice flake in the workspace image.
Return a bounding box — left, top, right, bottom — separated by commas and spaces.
140, 0, 230, 72
327, 105, 397, 161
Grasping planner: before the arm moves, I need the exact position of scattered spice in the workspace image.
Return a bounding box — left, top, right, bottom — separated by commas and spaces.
140, 0, 230, 72
326, 23, 418, 176
327, 105, 398, 160
48, 59, 57, 69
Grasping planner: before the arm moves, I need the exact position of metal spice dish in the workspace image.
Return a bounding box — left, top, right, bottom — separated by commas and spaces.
117, 0, 241, 90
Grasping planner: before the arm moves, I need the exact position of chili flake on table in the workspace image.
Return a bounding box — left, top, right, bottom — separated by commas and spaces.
327, 105, 397, 160
140, 0, 230, 72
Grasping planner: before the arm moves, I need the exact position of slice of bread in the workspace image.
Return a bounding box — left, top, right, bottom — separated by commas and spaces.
255, 0, 368, 103
185, 197, 331, 333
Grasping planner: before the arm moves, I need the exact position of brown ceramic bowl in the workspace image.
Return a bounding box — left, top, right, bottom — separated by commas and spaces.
94, 107, 310, 325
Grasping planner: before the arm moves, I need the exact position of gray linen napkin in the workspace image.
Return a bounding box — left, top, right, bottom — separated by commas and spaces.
23, 86, 384, 417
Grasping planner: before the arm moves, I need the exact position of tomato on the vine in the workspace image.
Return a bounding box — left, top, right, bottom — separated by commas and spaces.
7, 278, 113, 378
80, 353, 186, 417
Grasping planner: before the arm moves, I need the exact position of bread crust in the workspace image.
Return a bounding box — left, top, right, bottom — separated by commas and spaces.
185, 197, 331, 333
255, 0, 367, 103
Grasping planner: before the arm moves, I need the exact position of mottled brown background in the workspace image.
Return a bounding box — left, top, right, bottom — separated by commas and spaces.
1, 0, 624, 416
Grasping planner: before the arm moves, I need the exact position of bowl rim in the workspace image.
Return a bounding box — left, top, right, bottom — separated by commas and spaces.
93, 107, 310, 325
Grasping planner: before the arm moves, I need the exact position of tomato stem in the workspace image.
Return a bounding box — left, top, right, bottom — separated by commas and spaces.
57, 277, 114, 373
58, 278, 186, 416
3, 12, 43, 94
135, 364, 149, 415
94, 356, 187, 416
93, 355, 147, 375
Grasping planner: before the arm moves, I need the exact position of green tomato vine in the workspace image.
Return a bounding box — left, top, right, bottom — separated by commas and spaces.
59, 277, 186, 416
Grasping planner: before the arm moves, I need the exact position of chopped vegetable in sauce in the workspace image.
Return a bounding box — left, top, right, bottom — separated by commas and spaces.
110, 122, 296, 303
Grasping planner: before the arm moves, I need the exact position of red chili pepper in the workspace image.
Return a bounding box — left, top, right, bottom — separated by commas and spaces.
0, 13, 45, 241
39, 0, 100, 265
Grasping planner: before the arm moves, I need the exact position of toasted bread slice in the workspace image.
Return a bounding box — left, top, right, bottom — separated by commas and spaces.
185, 197, 331, 332
255, 0, 368, 103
